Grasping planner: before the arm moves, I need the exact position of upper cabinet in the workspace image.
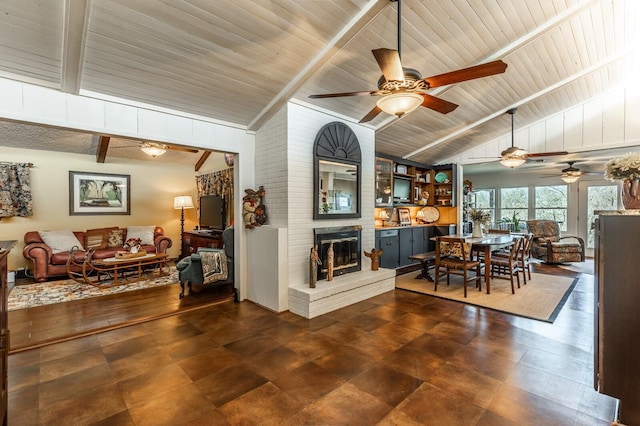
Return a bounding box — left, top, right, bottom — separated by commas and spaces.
375, 155, 456, 208
375, 157, 393, 207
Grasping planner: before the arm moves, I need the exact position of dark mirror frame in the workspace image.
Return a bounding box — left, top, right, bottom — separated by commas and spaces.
313, 122, 362, 220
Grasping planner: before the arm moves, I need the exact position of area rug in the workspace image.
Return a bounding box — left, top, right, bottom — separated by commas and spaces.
8, 268, 178, 311
395, 272, 578, 323
557, 259, 594, 275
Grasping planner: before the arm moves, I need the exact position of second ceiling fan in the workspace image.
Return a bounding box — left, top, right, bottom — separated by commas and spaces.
309, 0, 508, 123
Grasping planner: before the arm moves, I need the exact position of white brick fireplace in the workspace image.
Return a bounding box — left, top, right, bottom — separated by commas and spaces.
252, 102, 395, 318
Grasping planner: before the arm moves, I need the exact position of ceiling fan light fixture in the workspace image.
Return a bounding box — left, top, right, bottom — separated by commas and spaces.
376, 93, 423, 117
561, 174, 580, 183
500, 156, 526, 169
141, 143, 167, 157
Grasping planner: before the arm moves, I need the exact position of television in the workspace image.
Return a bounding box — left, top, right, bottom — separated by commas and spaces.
393, 177, 412, 203
199, 195, 225, 230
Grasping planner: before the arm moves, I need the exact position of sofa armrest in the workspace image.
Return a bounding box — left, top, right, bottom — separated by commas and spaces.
23, 243, 53, 282
154, 235, 172, 253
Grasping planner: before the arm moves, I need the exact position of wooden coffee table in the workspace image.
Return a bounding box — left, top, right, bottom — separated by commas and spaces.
67, 250, 169, 288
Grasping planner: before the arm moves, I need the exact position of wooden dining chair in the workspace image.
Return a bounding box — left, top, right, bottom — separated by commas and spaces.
434, 236, 482, 298
490, 236, 522, 294
494, 233, 533, 284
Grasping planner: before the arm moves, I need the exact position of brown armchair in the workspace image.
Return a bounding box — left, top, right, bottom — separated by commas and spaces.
526, 220, 585, 264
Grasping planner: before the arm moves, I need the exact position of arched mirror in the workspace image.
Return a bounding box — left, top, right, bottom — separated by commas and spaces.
313, 122, 361, 219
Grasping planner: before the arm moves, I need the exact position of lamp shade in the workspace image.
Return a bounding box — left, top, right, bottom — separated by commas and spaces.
416, 210, 425, 221
376, 93, 423, 117
174, 195, 194, 209
379, 210, 390, 220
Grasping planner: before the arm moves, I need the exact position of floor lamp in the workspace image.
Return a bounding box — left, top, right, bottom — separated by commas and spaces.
174, 195, 194, 258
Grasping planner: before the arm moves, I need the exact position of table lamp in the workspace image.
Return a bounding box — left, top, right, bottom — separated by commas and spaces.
416, 210, 426, 224
174, 195, 194, 258
379, 210, 390, 227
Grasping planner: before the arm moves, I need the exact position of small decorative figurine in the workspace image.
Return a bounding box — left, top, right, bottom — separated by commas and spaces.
243, 186, 267, 229
364, 248, 383, 271
327, 242, 334, 281
309, 245, 321, 288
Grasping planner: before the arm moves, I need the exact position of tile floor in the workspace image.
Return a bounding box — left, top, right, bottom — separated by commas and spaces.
8, 269, 616, 425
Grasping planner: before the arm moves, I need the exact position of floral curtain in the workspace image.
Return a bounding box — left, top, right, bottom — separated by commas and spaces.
0, 162, 33, 218
196, 169, 234, 225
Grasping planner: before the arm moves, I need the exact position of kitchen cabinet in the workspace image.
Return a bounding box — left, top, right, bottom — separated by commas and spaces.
594, 213, 640, 425
375, 157, 393, 207
376, 229, 399, 269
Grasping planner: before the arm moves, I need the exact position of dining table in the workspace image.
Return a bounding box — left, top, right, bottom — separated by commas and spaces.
436, 233, 517, 294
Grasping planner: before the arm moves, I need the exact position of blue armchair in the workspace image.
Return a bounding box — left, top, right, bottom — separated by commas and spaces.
176, 226, 236, 300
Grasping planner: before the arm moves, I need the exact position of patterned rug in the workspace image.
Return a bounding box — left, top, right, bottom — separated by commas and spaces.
8, 267, 179, 311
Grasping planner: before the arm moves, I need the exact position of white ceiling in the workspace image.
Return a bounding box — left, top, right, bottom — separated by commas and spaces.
0, 0, 638, 169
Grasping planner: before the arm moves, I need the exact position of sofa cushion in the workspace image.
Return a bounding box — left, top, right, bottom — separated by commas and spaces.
84, 228, 111, 250
107, 229, 126, 248
126, 226, 155, 245
38, 230, 85, 254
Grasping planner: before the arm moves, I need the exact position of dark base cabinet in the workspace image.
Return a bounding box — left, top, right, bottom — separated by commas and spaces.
375, 225, 450, 269
594, 213, 640, 425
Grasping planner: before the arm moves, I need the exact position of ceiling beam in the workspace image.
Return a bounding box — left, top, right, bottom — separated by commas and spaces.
61, 0, 91, 94
195, 151, 211, 172
96, 135, 110, 163
247, 0, 389, 131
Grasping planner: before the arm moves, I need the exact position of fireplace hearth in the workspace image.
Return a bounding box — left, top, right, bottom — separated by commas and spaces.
314, 225, 362, 280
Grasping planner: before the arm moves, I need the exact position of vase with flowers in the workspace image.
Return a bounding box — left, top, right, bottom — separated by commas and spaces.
468, 208, 491, 238
604, 152, 640, 209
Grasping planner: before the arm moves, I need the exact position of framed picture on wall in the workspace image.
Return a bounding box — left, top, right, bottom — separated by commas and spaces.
397, 207, 411, 226
69, 171, 131, 215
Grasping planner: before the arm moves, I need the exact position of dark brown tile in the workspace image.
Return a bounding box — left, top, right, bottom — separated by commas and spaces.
312, 344, 375, 380
284, 331, 340, 359
223, 333, 280, 358
39, 383, 128, 425
39, 348, 107, 383
350, 365, 423, 407
425, 362, 503, 409
219, 382, 302, 425
397, 382, 486, 425
117, 364, 193, 408
246, 345, 309, 381
176, 346, 240, 381
127, 383, 215, 425
272, 361, 344, 404
194, 363, 268, 407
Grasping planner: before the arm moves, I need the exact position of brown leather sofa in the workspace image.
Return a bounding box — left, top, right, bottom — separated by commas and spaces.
23, 226, 172, 282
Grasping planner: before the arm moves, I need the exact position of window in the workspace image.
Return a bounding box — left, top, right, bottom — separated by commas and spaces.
535, 185, 568, 231
500, 187, 528, 227
474, 189, 496, 224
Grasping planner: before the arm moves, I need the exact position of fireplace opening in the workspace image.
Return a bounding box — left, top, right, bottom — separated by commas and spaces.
314, 226, 362, 280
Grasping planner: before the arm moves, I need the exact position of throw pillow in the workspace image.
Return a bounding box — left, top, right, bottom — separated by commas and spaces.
84, 229, 109, 250
126, 226, 155, 245
107, 229, 126, 248
38, 230, 85, 254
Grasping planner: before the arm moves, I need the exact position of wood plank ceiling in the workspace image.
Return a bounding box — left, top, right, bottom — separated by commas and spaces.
0, 0, 637, 166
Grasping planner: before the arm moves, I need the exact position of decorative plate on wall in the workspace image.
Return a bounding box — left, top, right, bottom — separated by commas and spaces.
434, 172, 448, 183
420, 206, 440, 223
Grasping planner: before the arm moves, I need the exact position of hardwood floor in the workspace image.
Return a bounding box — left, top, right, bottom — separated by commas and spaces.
8, 262, 617, 425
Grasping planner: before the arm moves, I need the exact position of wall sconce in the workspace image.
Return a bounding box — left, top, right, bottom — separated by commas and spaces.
174, 195, 194, 258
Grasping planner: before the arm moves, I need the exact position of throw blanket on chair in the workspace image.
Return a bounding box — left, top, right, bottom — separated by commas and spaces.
200, 250, 228, 285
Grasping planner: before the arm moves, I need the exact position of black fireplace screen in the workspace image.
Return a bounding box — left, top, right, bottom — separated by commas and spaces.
314, 226, 362, 280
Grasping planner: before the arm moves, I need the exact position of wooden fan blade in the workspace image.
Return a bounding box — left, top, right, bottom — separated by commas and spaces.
309, 90, 378, 99
167, 146, 199, 153
424, 60, 507, 88
420, 93, 458, 114
527, 151, 569, 158
372, 48, 404, 82
359, 105, 383, 123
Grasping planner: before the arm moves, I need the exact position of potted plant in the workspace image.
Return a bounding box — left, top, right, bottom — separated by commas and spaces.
604, 152, 640, 209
